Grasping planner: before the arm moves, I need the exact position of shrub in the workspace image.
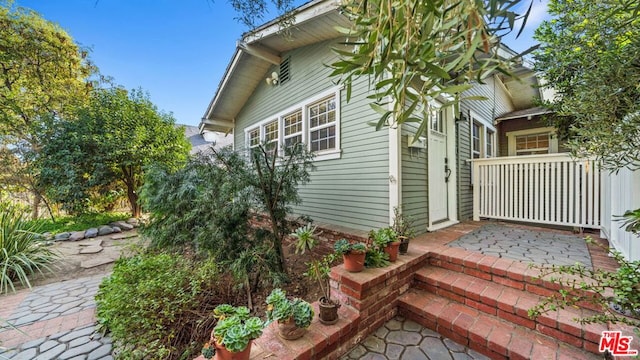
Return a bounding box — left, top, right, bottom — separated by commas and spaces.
95, 252, 239, 360
528, 237, 640, 328
1, 203, 57, 293
140, 144, 314, 294
139, 150, 252, 257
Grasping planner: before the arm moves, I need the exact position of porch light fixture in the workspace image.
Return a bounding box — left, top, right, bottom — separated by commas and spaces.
456, 111, 468, 122
265, 71, 279, 86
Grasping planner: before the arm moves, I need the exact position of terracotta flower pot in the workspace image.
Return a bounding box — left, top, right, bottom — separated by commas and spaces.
318, 297, 340, 325
277, 317, 306, 340
398, 236, 410, 254
342, 251, 366, 272
384, 241, 401, 262
213, 340, 252, 360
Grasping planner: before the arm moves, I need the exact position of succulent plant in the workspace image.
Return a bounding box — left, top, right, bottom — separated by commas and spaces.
266, 288, 314, 329
333, 238, 366, 255
369, 227, 398, 249
212, 304, 264, 353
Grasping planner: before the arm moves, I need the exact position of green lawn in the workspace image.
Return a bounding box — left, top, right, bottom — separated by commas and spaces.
26, 212, 130, 234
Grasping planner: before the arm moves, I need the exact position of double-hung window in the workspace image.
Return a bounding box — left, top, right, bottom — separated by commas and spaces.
472, 122, 482, 159
486, 129, 494, 157
244, 87, 341, 161
470, 114, 495, 159
308, 96, 337, 152
263, 120, 279, 153
283, 110, 303, 148
248, 128, 260, 148
515, 133, 549, 155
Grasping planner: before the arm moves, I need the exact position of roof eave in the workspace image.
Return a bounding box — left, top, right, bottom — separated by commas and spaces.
496, 109, 553, 122
199, 0, 343, 134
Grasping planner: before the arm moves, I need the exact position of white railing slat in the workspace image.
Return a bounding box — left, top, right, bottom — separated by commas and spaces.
471, 154, 600, 229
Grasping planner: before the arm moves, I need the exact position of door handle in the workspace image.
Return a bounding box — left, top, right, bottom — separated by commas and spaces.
445, 165, 452, 183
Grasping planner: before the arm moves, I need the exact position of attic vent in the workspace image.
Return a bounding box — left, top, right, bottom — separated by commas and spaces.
279, 57, 290, 84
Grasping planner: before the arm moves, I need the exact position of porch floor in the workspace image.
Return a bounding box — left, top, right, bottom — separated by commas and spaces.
447, 222, 595, 269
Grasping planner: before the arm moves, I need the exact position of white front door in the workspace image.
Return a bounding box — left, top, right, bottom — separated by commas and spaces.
428, 109, 449, 224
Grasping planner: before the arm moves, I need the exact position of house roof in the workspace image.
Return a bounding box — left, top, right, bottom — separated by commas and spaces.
495, 106, 552, 122
199, 0, 545, 132
181, 124, 212, 154
180, 124, 233, 154
199, 0, 349, 132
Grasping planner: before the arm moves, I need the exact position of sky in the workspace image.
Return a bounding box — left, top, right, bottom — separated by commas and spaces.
14, 0, 550, 127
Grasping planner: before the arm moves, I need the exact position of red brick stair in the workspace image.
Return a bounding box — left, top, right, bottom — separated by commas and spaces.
413, 266, 607, 353
396, 245, 640, 360
398, 289, 602, 360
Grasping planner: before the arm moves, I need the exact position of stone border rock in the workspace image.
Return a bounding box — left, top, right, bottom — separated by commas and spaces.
42, 218, 140, 243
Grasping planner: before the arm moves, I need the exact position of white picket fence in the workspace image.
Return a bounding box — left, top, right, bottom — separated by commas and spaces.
600, 167, 640, 261
472, 154, 601, 229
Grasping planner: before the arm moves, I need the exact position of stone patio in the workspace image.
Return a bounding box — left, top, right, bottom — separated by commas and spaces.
447, 223, 594, 269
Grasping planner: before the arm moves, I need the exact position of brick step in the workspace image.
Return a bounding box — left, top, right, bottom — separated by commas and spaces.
428, 246, 603, 313
398, 289, 602, 360
414, 265, 607, 354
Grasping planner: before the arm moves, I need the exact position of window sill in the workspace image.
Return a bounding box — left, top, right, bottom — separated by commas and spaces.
315, 149, 342, 161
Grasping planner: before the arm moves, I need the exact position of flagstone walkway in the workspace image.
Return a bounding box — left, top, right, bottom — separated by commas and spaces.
341, 316, 490, 360
0, 275, 112, 359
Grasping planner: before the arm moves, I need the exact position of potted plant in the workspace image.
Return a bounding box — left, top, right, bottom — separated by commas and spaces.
305, 253, 341, 324
210, 304, 264, 360
334, 238, 367, 272
370, 227, 401, 262
392, 207, 415, 254
266, 288, 314, 340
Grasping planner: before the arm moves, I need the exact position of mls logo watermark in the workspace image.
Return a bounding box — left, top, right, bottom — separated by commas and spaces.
599, 331, 638, 356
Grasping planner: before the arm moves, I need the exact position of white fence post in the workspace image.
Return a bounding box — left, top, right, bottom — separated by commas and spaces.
472, 159, 480, 221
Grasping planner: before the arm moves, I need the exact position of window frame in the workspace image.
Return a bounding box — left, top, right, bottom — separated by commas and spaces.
506, 126, 558, 156
469, 111, 495, 159
282, 109, 303, 149
486, 128, 494, 158
471, 121, 482, 159
243, 87, 342, 161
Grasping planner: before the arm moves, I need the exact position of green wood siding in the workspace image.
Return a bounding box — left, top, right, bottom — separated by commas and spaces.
234, 39, 389, 231
400, 123, 429, 234
457, 77, 514, 220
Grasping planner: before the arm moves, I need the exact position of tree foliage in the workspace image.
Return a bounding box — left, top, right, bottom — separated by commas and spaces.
330, 0, 533, 134
0, 2, 93, 138
534, 0, 640, 170
0, 2, 94, 218
38, 88, 190, 217
247, 144, 314, 274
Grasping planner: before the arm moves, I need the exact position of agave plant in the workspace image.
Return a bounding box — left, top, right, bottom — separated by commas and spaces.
0, 203, 58, 293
